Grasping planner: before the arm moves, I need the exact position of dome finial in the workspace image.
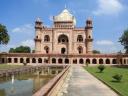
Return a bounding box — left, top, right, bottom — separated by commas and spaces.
36, 17, 41, 22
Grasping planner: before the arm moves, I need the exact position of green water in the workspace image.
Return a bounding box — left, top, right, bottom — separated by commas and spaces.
0, 73, 53, 96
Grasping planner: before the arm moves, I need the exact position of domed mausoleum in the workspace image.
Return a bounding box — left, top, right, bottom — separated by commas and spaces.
0, 8, 128, 65
35, 8, 93, 54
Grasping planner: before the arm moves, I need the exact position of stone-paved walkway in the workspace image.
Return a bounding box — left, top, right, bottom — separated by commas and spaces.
64, 65, 118, 96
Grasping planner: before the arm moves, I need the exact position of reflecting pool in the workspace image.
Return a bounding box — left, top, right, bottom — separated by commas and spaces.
0, 73, 53, 96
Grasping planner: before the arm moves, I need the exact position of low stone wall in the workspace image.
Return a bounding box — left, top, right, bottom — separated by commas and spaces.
33, 65, 70, 96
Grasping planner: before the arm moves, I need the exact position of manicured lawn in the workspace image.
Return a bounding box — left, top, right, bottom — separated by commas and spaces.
0, 64, 23, 70
85, 66, 128, 96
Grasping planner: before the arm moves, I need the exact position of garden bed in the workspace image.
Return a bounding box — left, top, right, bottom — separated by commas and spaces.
85, 66, 128, 96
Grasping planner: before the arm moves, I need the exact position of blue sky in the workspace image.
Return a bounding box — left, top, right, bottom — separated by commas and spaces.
0, 0, 128, 53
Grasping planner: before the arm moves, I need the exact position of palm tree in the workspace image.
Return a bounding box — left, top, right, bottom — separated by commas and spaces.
0, 24, 10, 45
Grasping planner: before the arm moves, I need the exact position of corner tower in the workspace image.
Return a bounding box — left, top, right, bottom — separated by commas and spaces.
34, 18, 42, 53
85, 18, 93, 54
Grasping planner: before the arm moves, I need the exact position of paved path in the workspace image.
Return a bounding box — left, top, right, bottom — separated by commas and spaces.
64, 65, 118, 96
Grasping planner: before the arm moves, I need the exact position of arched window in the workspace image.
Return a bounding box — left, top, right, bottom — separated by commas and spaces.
44, 59, 48, 63
20, 58, 24, 63
44, 46, 49, 54
44, 35, 50, 42
79, 59, 84, 64
32, 58, 36, 63
61, 47, 66, 54
65, 59, 69, 64
124, 59, 126, 64
99, 59, 103, 64
58, 34, 68, 43
26, 58, 30, 63
14, 58, 18, 63
120, 59, 122, 64
8, 58, 12, 63
77, 46, 83, 54
112, 59, 117, 64
38, 58, 42, 63
92, 59, 97, 64
52, 58, 56, 63
106, 59, 110, 64
58, 58, 63, 64
2, 58, 5, 63
73, 59, 77, 64
88, 36, 91, 38
86, 59, 90, 64
77, 35, 83, 42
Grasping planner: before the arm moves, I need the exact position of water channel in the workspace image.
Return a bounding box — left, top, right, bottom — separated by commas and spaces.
0, 66, 64, 96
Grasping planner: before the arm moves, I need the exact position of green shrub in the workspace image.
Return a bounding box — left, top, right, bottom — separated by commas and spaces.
112, 74, 123, 82
98, 65, 105, 72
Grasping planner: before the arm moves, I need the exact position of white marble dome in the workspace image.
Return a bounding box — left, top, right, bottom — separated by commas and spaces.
54, 9, 76, 25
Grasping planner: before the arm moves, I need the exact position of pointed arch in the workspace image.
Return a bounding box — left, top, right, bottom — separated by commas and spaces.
73, 59, 77, 64
14, 58, 18, 63
26, 58, 30, 63
77, 35, 83, 42
106, 59, 110, 64
44, 35, 50, 42
77, 46, 83, 54
112, 59, 117, 64
58, 34, 68, 43
79, 58, 84, 64
38, 58, 42, 63
44, 46, 49, 54
20, 58, 24, 63
92, 59, 97, 64
99, 59, 103, 64
65, 58, 69, 64
8, 58, 12, 63
58, 58, 63, 64
52, 58, 56, 63
86, 59, 90, 64
32, 58, 36, 63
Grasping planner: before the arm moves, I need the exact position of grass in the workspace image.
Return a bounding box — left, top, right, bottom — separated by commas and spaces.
0, 64, 23, 70
85, 66, 128, 96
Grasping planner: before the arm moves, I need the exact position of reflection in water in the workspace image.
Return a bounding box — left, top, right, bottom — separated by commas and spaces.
10, 75, 15, 95
0, 73, 53, 96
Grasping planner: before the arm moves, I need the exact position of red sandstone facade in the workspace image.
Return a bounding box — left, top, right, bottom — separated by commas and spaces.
0, 9, 128, 65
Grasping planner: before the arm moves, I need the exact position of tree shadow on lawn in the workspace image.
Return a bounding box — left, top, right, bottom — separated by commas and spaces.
110, 80, 123, 83
95, 71, 105, 73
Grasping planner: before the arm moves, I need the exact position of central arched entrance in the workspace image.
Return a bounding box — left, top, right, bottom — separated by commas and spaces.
58, 34, 69, 54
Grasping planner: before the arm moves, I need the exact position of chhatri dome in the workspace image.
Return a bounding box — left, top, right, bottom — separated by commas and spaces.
54, 8, 76, 25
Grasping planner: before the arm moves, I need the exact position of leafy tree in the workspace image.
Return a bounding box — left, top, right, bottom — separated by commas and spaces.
119, 29, 128, 53
9, 46, 31, 53
0, 24, 10, 45
9, 48, 15, 53
98, 65, 105, 73
93, 50, 100, 54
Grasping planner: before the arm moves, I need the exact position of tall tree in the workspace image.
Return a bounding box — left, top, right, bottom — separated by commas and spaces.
93, 50, 100, 54
9, 46, 31, 53
0, 24, 10, 45
119, 29, 128, 53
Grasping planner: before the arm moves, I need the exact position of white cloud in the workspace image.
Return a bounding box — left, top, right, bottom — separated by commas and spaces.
96, 40, 114, 45
12, 24, 34, 34
95, 46, 118, 53
49, 15, 53, 21
93, 0, 123, 15
21, 40, 34, 49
